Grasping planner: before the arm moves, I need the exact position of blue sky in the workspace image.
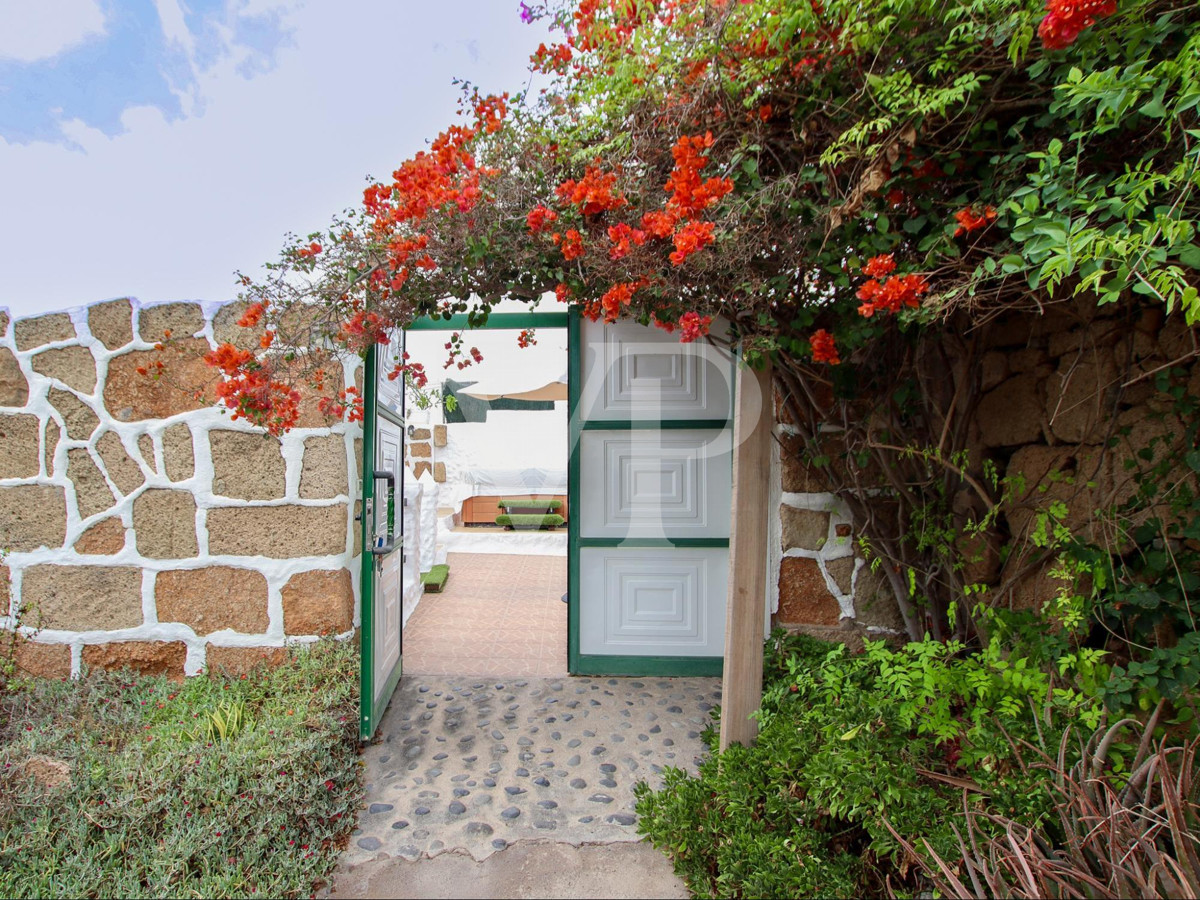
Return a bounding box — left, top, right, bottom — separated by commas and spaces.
0, 1, 554, 316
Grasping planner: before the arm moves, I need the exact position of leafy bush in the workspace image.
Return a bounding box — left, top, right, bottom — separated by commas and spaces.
0, 640, 362, 899
496, 498, 562, 511
635, 630, 1107, 899
901, 711, 1200, 899
495, 513, 564, 530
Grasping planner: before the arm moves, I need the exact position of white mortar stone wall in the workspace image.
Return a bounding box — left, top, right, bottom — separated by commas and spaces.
0, 298, 365, 678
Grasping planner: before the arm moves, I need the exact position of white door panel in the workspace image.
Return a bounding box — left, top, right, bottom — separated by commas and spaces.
579, 430, 732, 539
579, 318, 732, 421
373, 417, 403, 703
579, 547, 728, 656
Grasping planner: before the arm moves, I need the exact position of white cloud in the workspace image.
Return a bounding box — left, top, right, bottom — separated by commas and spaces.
0, 0, 106, 63
0, 1, 555, 317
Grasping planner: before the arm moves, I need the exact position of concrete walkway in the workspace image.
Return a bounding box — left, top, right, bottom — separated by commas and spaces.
327, 673, 719, 899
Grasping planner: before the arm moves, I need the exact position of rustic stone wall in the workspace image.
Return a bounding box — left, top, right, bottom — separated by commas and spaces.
771, 300, 1199, 645
0, 298, 363, 678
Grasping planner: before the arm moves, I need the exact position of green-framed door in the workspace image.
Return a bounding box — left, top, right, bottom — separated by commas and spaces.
567, 309, 734, 677
359, 338, 406, 740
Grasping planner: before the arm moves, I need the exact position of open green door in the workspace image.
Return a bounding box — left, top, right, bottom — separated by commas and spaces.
359, 338, 406, 740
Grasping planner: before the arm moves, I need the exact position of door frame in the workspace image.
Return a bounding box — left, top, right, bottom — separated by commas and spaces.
359, 311, 568, 738
566, 307, 729, 677
359, 341, 407, 740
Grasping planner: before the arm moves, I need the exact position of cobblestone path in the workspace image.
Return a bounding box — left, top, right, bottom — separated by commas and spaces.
344, 674, 720, 866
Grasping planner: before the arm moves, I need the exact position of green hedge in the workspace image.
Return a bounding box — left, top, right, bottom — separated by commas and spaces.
496, 498, 563, 511
421, 564, 449, 593
495, 514, 564, 530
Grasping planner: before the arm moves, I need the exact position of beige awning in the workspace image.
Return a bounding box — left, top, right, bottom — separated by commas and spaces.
459, 370, 567, 402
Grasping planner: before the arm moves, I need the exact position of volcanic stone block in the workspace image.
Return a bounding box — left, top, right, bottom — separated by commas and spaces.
15, 313, 74, 351
96, 431, 145, 495
210, 431, 286, 500
155, 566, 269, 634
212, 300, 263, 351
207, 504, 348, 558
43, 421, 59, 475
0, 414, 40, 478
780, 506, 829, 552
87, 298, 134, 350
777, 557, 840, 626
13, 641, 71, 678
48, 388, 99, 440
139, 302, 204, 341
409, 441, 432, 459
74, 517, 126, 555
0, 485, 67, 551
281, 569, 354, 635
82, 641, 186, 678
67, 449, 117, 520
132, 490, 198, 559
0, 348, 28, 407
853, 567, 906, 631
1046, 353, 1119, 444
300, 434, 348, 499
433, 425, 448, 447
162, 423, 194, 481
825, 556, 856, 595
22, 565, 143, 630
137, 435, 156, 473
104, 339, 216, 421
31, 346, 96, 394
977, 373, 1045, 447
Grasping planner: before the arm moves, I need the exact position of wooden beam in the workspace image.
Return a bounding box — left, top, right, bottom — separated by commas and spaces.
719, 362, 773, 750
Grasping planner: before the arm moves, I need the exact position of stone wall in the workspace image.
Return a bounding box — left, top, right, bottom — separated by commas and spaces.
770, 300, 1199, 644
0, 298, 364, 678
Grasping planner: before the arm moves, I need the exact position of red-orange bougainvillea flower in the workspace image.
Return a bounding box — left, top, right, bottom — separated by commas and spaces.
607, 222, 647, 259
953, 205, 998, 237
1038, 0, 1116, 50
810, 329, 840, 364
554, 282, 572, 303
555, 166, 627, 215
557, 228, 585, 260
238, 301, 267, 328
678, 311, 713, 343
856, 273, 930, 317
517, 328, 537, 348
670, 220, 716, 265
640, 210, 678, 240
861, 253, 896, 279
526, 205, 559, 234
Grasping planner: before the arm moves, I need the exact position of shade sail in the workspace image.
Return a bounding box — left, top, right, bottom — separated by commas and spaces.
459, 369, 568, 402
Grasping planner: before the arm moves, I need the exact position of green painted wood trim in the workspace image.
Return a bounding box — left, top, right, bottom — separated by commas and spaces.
405, 312, 569, 331
358, 345, 379, 740
573, 654, 724, 677
582, 419, 731, 431
567, 307, 582, 674
578, 537, 730, 549
378, 405, 405, 428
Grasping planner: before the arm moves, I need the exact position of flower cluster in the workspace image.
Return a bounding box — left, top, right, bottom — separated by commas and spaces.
296, 242, 322, 259
554, 228, 585, 260
337, 310, 392, 353
607, 222, 647, 259
317, 386, 364, 424
953, 205, 997, 238
670, 220, 715, 265
810, 328, 840, 364
555, 166, 627, 215
205, 344, 301, 436
855, 255, 930, 317
678, 311, 713, 343
517, 328, 537, 348
1038, 0, 1116, 50
664, 133, 733, 218
527, 205, 559, 234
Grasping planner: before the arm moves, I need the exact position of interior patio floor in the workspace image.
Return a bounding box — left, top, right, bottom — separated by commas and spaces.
403, 552, 568, 678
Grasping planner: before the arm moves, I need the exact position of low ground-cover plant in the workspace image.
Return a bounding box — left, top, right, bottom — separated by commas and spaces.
496, 498, 562, 511
635, 630, 1108, 898
495, 513, 564, 530
0, 640, 362, 899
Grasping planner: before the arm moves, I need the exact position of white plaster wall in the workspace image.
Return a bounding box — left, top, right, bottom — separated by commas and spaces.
0, 298, 364, 676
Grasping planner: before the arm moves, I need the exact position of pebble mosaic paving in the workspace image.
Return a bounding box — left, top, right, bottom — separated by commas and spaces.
346, 674, 721, 865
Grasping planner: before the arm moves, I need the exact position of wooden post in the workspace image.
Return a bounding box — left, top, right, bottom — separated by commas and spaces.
719, 362, 773, 750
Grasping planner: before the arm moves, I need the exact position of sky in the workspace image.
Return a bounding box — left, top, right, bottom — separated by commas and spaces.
0, 0, 555, 319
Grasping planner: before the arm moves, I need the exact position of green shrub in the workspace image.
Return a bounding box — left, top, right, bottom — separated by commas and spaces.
496, 498, 563, 511
635, 630, 1108, 899
495, 513, 564, 529
0, 640, 362, 899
